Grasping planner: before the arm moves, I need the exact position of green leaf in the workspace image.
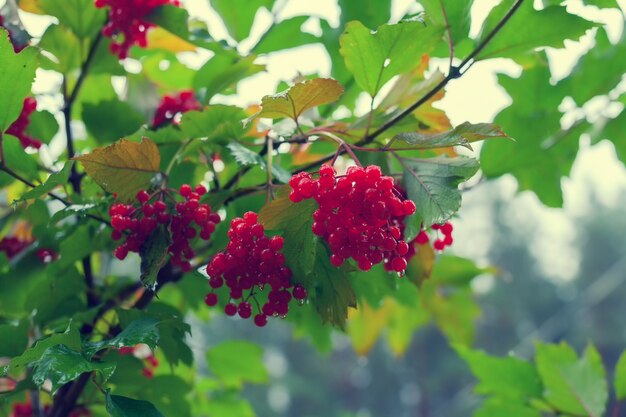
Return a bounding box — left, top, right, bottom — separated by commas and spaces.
0, 319, 29, 357
32, 344, 115, 394
179, 105, 248, 143
338, 0, 391, 28
139, 226, 171, 290
535, 342, 608, 417
480, 65, 584, 207
0, 30, 37, 132
37, 24, 81, 73
74, 138, 161, 202
83, 99, 146, 144
4, 322, 81, 374
49, 203, 97, 225
0, 135, 39, 182
208, 0, 274, 41
614, 350, 626, 401
106, 391, 166, 417
259, 190, 318, 278
339, 19, 444, 97
308, 242, 357, 328
146, 4, 190, 40
226, 142, 291, 183
85, 317, 161, 357
25, 110, 59, 144
19, 161, 73, 201
456, 345, 542, 399
558, 28, 626, 106
58, 226, 95, 268
193, 54, 264, 104
419, 0, 472, 48
430, 255, 496, 286
393, 122, 511, 150
39, 0, 105, 39
205, 392, 255, 417
248, 78, 344, 122
474, 398, 543, 417
477, 1, 595, 63
206, 340, 269, 387
253, 16, 320, 53
401, 156, 479, 228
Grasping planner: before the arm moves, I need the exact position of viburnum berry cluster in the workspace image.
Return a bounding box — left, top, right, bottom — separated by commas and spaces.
110, 184, 220, 271
0, 236, 31, 259
95, 0, 181, 59
204, 212, 307, 327
289, 164, 416, 274
7, 97, 41, 149
152, 90, 201, 128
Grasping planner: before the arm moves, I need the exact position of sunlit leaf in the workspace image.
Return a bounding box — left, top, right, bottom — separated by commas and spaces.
477, 1, 595, 63
208, 0, 273, 41
194, 54, 265, 104
535, 342, 608, 417
248, 78, 344, 123
39, 0, 105, 39
253, 16, 320, 54
74, 138, 161, 202
456, 345, 542, 399
146, 26, 196, 52
0, 30, 37, 132
615, 350, 626, 400
339, 19, 444, 97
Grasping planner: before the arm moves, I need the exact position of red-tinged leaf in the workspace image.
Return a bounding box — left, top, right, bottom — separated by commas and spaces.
247, 78, 344, 123
74, 138, 161, 202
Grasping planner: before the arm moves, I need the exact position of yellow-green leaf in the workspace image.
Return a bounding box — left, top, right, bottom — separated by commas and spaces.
248, 78, 344, 123
74, 138, 161, 202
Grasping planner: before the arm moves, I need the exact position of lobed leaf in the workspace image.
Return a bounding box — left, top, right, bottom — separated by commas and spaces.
32, 344, 116, 395
85, 317, 161, 358
393, 122, 512, 150
74, 138, 161, 202
0, 30, 38, 132
535, 342, 608, 417
247, 78, 344, 123
339, 19, 444, 97
401, 156, 479, 228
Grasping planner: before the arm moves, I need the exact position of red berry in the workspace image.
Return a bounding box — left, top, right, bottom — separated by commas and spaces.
433, 239, 445, 250
224, 303, 237, 316
391, 257, 407, 272
204, 293, 218, 306
238, 302, 252, 319
254, 314, 268, 327
137, 190, 150, 203
292, 284, 307, 300
179, 184, 192, 197
440, 222, 453, 235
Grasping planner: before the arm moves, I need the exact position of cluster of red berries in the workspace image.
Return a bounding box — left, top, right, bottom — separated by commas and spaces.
0, 15, 28, 53
118, 345, 159, 378
110, 184, 220, 271
289, 165, 416, 273
11, 400, 90, 417
0, 236, 31, 259
7, 97, 41, 149
204, 212, 307, 327
0, 236, 57, 263
430, 222, 453, 250
152, 90, 201, 128
95, 0, 181, 59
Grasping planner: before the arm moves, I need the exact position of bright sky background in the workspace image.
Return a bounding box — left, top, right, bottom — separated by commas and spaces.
4, 0, 626, 283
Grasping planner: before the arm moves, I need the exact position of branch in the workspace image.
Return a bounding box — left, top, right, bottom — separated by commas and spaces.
47, 263, 183, 417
